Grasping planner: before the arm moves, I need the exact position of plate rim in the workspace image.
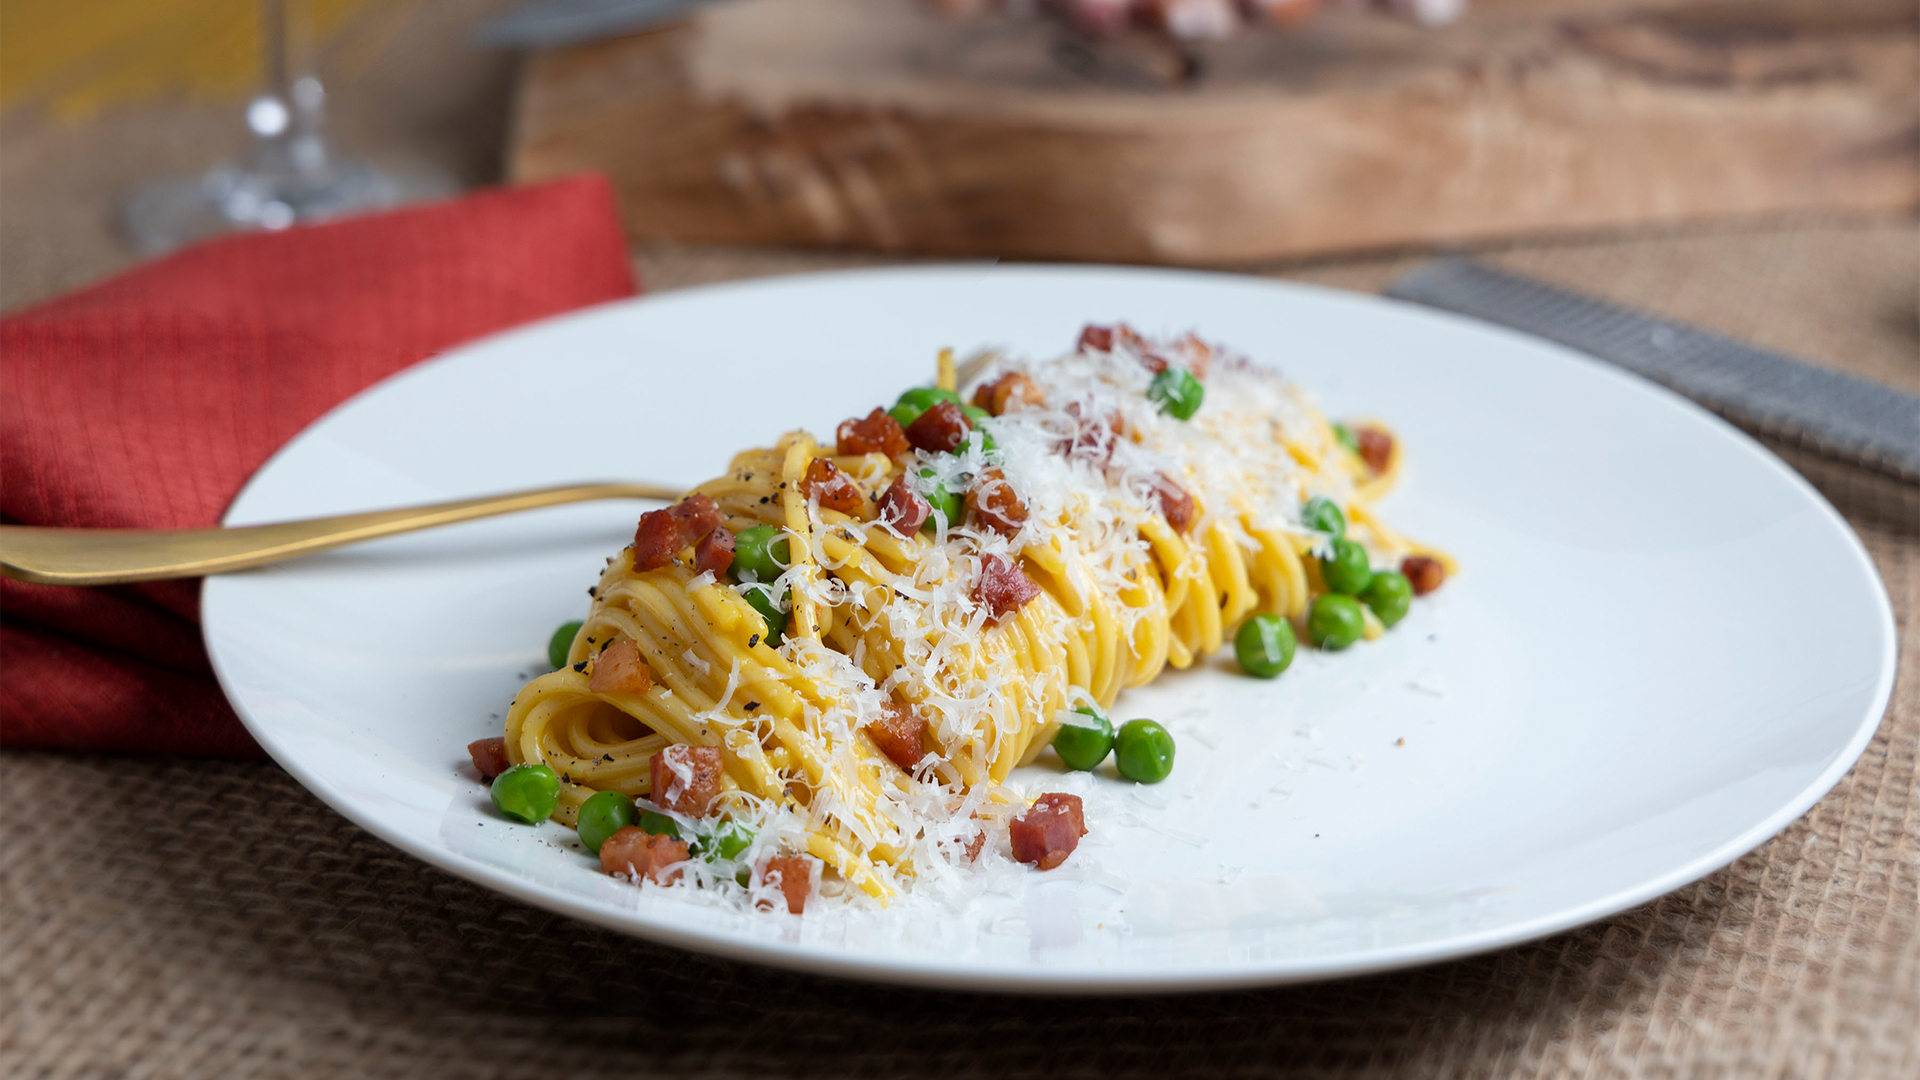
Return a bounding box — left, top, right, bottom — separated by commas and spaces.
202, 262, 1898, 994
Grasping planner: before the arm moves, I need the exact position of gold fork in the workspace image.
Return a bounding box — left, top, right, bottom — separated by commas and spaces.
0, 482, 681, 586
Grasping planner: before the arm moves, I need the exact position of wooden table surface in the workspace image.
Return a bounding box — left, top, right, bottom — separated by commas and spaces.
510, 0, 1918, 264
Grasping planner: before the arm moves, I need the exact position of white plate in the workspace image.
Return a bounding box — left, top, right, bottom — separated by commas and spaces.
203, 265, 1895, 993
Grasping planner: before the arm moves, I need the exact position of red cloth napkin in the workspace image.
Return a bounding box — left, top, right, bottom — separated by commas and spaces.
1, 175, 637, 756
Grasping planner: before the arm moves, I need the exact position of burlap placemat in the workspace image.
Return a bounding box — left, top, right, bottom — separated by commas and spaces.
3, 222, 1915, 1078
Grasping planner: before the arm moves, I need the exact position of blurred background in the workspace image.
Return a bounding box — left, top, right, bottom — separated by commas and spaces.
3, 0, 1915, 328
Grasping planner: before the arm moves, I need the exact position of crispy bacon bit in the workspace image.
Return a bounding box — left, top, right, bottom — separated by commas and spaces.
1115, 322, 1167, 371
633, 494, 725, 572
1084, 323, 1212, 380
962, 829, 987, 863
1060, 401, 1125, 461
649, 744, 724, 815
600, 826, 647, 876
865, 700, 928, 771
1009, 793, 1087, 871
973, 553, 1041, 623
589, 639, 653, 695
759, 854, 815, 914
972, 371, 1044, 416
803, 458, 865, 515
836, 407, 910, 457
966, 468, 1029, 538
1402, 555, 1446, 596
600, 826, 692, 884
632, 514, 679, 573
1150, 473, 1196, 533
1081, 322, 1146, 354
694, 527, 735, 577
875, 476, 931, 534
644, 834, 691, 884
903, 400, 970, 454
466, 737, 510, 780
1180, 333, 1213, 381
676, 493, 725, 533
1356, 426, 1394, 474
1034, 792, 1087, 834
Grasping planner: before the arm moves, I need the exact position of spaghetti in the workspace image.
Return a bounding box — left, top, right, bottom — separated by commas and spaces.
496, 324, 1450, 907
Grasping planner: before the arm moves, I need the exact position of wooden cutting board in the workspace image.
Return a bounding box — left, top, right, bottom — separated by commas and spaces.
507, 0, 1917, 264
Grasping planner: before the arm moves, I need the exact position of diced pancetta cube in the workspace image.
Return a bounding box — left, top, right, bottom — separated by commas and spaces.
758, 854, 816, 914
864, 700, 928, 771
803, 458, 865, 515
876, 477, 931, 534
971, 371, 1044, 416
589, 639, 653, 695
1177, 332, 1213, 381
1060, 401, 1124, 462
1356, 426, 1394, 474
633, 494, 725, 572
1077, 324, 1113, 352
904, 401, 970, 454
1149, 473, 1196, 533
836, 407, 910, 457
961, 829, 986, 863
466, 737, 510, 780
600, 825, 692, 884
694, 527, 735, 577
966, 468, 1028, 538
649, 743, 724, 815
1009, 793, 1086, 871
973, 553, 1040, 623
1401, 555, 1445, 595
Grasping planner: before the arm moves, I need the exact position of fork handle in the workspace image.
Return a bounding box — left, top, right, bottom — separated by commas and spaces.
0, 482, 681, 586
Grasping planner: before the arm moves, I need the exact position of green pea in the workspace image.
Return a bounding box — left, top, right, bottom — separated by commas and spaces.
1234, 613, 1296, 679
698, 820, 755, 863
638, 809, 682, 838
732, 524, 791, 583
1114, 719, 1176, 784
928, 487, 965, 530
1299, 496, 1345, 542
1320, 538, 1374, 596
490, 763, 560, 824
1332, 422, 1359, 452
961, 405, 998, 453
889, 402, 924, 429
742, 583, 787, 647
917, 468, 966, 532
1052, 705, 1115, 771
548, 620, 582, 670
896, 387, 962, 412
1362, 570, 1413, 628
1148, 367, 1204, 420
575, 790, 635, 854
1307, 593, 1366, 650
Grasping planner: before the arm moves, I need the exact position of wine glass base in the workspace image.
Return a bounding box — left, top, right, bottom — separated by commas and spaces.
118, 158, 452, 256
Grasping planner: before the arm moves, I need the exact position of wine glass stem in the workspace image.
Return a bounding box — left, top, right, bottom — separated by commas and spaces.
262, 0, 290, 103
251, 0, 331, 185
116, 0, 438, 253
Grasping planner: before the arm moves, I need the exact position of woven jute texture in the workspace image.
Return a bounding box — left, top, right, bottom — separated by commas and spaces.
4, 221, 1917, 1079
